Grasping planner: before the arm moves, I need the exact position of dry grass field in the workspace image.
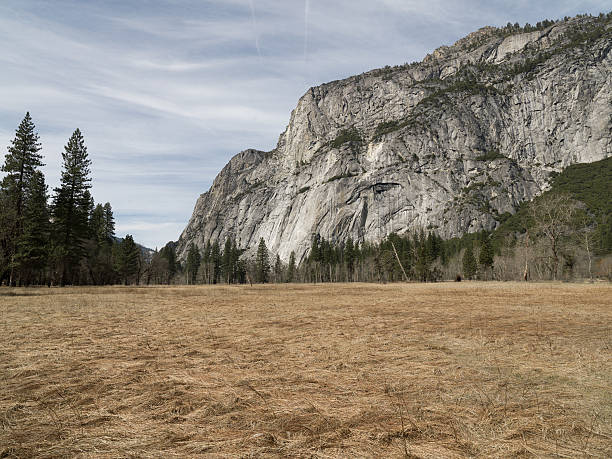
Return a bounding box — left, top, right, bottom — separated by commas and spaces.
1, 282, 611, 458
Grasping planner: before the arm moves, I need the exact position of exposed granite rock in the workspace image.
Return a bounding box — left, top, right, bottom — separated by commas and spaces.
177, 15, 612, 263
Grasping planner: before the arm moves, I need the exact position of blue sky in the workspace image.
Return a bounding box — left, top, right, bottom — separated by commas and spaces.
1, 1, 609, 249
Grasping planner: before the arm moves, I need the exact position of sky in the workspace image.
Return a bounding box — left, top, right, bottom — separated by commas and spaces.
1, 1, 609, 249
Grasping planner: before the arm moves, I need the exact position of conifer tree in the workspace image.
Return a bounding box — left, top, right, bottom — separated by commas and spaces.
462, 243, 477, 280
90, 204, 106, 244
159, 242, 177, 283
202, 240, 211, 283
287, 251, 296, 282
478, 236, 494, 277
115, 234, 140, 285
255, 237, 270, 283
222, 238, 232, 283
345, 237, 355, 279
52, 129, 92, 285
229, 239, 242, 283
1, 112, 44, 284
211, 240, 221, 283
1, 112, 43, 219
103, 202, 115, 242
186, 243, 201, 284
274, 254, 282, 282
14, 171, 50, 284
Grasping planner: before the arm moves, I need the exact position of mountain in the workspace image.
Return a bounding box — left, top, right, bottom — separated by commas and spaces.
177, 14, 611, 263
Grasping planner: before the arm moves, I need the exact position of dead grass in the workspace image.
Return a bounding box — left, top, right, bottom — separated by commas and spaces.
0, 282, 610, 458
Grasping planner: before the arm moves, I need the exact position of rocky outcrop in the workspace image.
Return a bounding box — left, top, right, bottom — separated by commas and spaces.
177, 15, 612, 263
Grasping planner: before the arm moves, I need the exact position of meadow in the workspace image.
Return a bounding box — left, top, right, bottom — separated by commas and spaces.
1, 282, 610, 458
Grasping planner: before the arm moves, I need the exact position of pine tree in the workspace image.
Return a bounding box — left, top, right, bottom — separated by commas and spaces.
14, 171, 50, 284
478, 236, 494, 277
116, 235, 140, 285
159, 242, 177, 283
186, 243, 201, 284
287, 251, 296, 282
255, 237, 270, 283
1, 112, 44, 285
103, 202, 115, 242
345, 237, 355, 280
211, 240, 221, 284
230, 239, 242, 283
202, 240, 211, 283
222, 238, 232, 283
86, 202, 116, 284
52, 129, 92, 285
1, 112, 43, 219
274, 254, 282, 282
0, 192, 17, 282
462, 243, 477, 280
90, 204, 106, 244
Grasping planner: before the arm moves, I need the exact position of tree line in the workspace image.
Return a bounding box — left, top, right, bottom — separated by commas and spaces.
3, 113, 608, 286
0, 113, 141, 286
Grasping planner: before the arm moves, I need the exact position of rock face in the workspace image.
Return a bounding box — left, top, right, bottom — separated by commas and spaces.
177, 15, 612, 263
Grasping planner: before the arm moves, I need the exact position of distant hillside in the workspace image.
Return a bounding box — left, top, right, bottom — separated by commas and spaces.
493, 156, 612, 253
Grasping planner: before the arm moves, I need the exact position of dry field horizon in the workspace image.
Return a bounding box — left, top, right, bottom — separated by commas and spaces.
1, 282, 611, 458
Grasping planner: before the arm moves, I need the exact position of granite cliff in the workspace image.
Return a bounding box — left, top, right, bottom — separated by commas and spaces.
177, 15, 612, 262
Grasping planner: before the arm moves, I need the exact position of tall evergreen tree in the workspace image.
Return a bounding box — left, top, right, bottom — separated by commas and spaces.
201, 240, 211, 283
1, 112, 44, 284
287, 251, 296, 282
52, 129, 92, 285
86, 202, 117, 284
159, 242, 177, 283
0, 192, 17, 282
89, 204, 106, 244
103, 202, 115, 242
274, 254, 282, 282
186, 243, 201, 284
478, 236, 494, 277
462, 243, 478, 280
255, 237, 270, 283
115, 234, 140, 285
345, 237, 355, 279
1, 112, 43, 219
222, 238, 232, 283
14, 171, 50, 284
211, 240, 221, 284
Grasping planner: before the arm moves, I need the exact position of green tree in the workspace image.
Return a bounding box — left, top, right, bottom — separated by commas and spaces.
86, 202, 116, 284
462, 243, 477, 279
103, 202, 115, 242
52, 128, 92, 285
89, 204, 106, 244
344, 237, 355, 280
211, 240, 221, 284
478, 235, 494, 278
13, 171, 50, 285
115, 235, 140, 285
1, 112, 44, 284
222, 237, 232, 283
1, 112, 43, 220
255, 237, 270, 283
186, 243, 201, 284
287, 251, 296, 282
274, 254, 282, 282
159, 242, 177, 283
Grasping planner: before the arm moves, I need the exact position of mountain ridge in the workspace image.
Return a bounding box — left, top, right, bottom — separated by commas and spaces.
177, 13, 612, 263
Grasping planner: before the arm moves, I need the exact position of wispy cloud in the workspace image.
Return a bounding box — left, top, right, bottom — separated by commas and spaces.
1, 0, 609, 248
